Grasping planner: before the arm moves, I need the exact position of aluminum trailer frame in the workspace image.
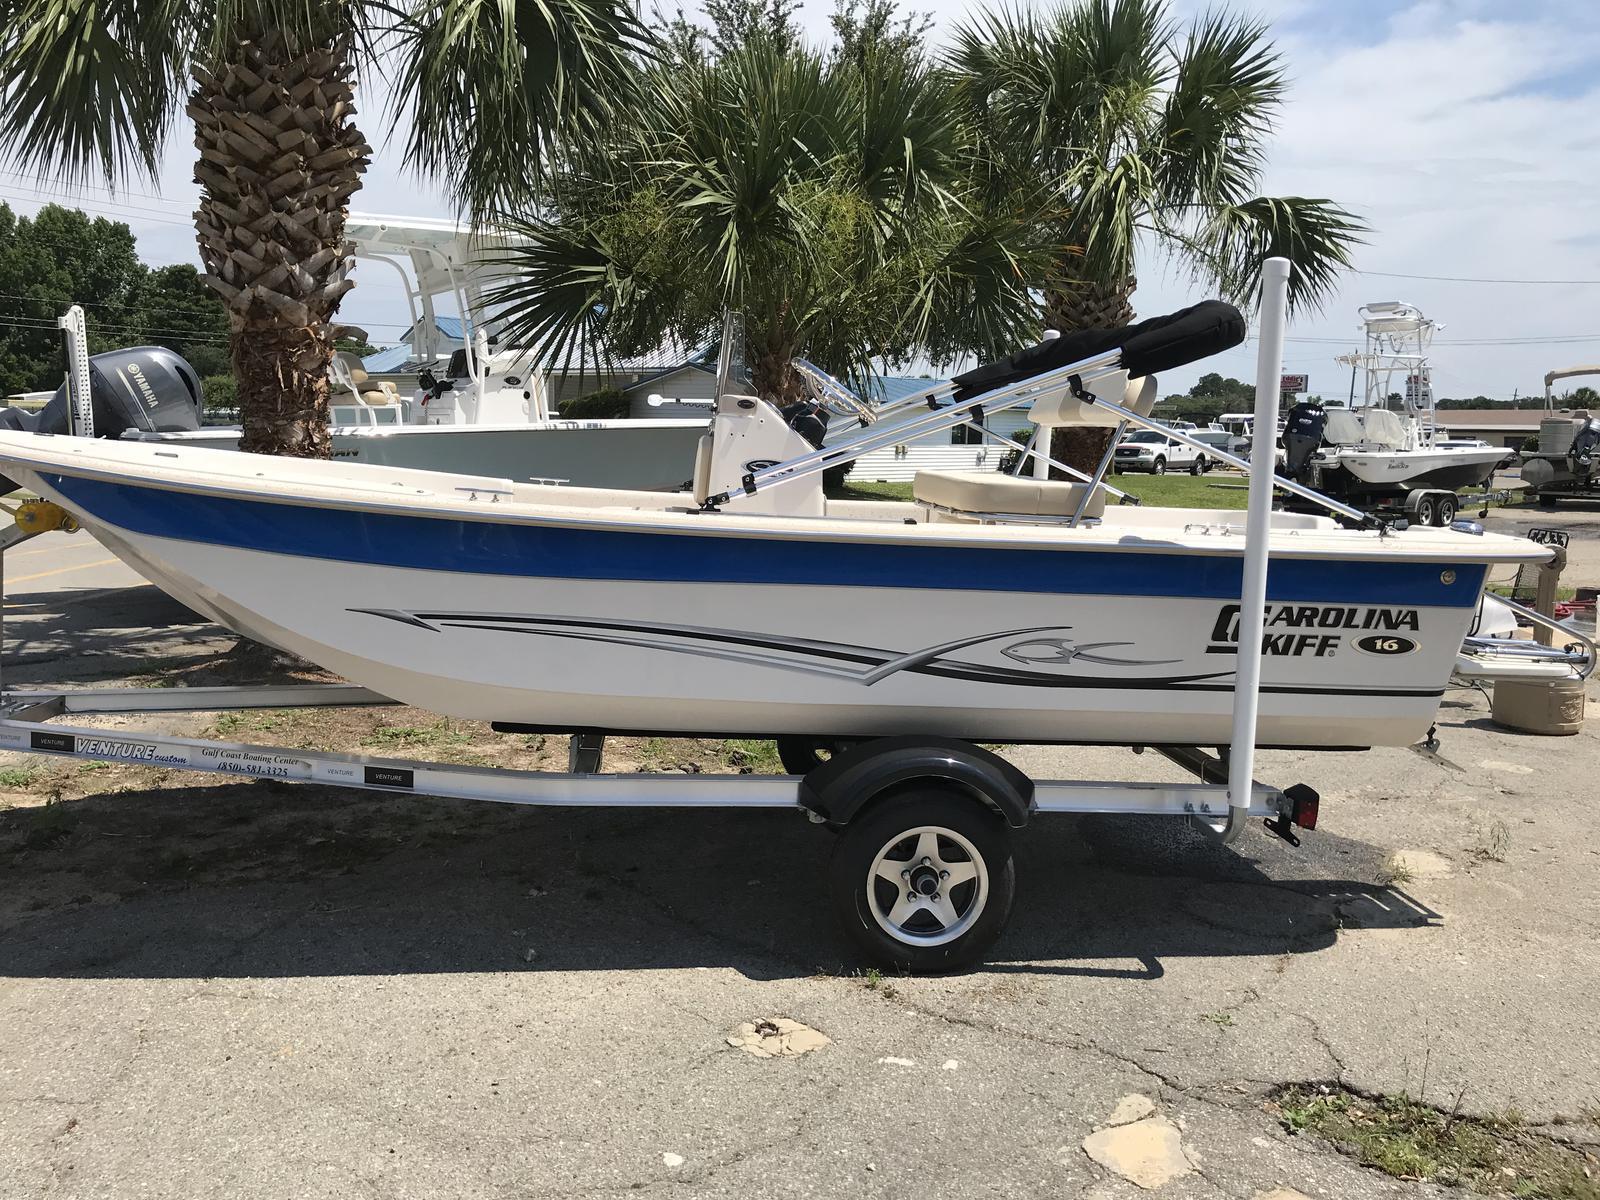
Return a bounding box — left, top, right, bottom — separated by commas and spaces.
0, 702, 1288, 824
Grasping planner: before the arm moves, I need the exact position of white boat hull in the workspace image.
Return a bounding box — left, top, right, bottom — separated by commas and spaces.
1, 435, 1545, 751
140, 418, 709, 491
1324, 445, 1507, 490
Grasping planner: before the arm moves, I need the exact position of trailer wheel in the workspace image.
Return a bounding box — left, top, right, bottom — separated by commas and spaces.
1435, 492, 1458, 526
831, 790, 1015, 972
1537, 492, 1559, 509
1414, 493, 1439, 527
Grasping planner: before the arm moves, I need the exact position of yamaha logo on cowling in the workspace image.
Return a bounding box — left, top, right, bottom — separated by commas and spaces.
1206, 604, 1421, 657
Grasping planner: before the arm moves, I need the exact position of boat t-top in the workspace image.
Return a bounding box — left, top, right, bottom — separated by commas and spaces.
1280, 302, 1510, 525
97, 215, 710, 491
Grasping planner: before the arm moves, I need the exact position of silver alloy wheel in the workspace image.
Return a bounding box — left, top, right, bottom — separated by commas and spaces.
865, 826, 989, 948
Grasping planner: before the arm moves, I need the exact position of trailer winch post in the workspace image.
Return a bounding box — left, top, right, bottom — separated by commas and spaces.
1228, 257, 1292, 817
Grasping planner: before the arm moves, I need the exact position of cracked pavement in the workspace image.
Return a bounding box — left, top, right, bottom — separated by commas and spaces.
2, 536, 1599, 1198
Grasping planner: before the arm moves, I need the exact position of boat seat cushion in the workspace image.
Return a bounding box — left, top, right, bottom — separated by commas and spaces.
692, 434, 713, 505
913, 469, 1106, 519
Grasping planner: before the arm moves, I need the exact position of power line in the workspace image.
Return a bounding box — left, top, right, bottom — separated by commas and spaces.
1355, 268, 1600, 286
1247, 333, 1600, 347
0, 314, 231, 346
0, 186, 194, 228
0, 170, 187, 207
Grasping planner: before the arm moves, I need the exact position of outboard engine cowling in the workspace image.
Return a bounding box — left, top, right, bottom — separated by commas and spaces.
1568, 416, 1600, 482
1282, 400, 1327, 481
778, 397, 828, 450
0, 345, 203, 495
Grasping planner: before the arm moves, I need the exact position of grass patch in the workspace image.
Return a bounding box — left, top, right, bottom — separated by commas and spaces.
1382, 854, 1416, 886
211, 710, 304, 737
722, 739, 784, 774
0, 765, 42, 789
360, 720, 469, 750
1109, 471, 1249, 509
1471, 819, 1511, 863
829, 473, 1250, 509
831, 480, 913, 501
1278, 1085, 1600, 1197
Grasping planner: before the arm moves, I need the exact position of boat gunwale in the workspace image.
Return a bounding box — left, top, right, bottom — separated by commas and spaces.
0, 433, 1550, 566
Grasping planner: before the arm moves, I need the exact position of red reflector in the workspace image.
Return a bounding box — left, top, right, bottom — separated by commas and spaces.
1292, 792, 1319, 830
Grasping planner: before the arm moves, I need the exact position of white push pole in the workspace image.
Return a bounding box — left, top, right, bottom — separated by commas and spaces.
1227, 257, 1292, 813
58, 305, 93, 437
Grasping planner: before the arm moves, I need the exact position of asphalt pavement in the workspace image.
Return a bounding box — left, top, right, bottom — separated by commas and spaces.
1, 525, 1598, 1199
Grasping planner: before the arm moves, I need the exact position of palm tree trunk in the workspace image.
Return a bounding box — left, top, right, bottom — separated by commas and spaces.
190, 29, 370, 456
1044, 268, 1137, 479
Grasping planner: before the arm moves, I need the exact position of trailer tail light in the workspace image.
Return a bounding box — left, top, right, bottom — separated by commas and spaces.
1286, 784, 1319, 830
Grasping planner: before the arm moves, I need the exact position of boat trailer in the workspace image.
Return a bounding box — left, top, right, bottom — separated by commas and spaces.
0, 261, 1326, 970
0, 514, 1318, 971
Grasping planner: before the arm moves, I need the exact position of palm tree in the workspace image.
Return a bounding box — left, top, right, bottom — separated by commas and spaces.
950, 0, 1365, 470
0, 0, 644, 455
487, 39, 1055, 403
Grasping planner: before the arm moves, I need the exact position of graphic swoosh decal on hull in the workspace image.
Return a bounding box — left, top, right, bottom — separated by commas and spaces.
352, 609, 1230, 689
350, 608, 1445, 697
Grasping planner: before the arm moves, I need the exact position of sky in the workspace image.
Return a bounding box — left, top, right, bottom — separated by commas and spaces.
1, 0, 1596, 401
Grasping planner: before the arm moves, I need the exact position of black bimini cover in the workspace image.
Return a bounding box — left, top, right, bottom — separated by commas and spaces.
951, 299, 1245, 402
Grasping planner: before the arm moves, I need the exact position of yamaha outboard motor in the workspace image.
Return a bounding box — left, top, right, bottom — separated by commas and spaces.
1568, 416, 1600, 482
779, 397, 828, 450
1281, 399, 1327, 481
0, 345, 203, 495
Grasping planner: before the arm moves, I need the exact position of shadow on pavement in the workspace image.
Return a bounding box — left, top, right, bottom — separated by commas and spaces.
3, 583, 216, 683
0, 780, 1436, 983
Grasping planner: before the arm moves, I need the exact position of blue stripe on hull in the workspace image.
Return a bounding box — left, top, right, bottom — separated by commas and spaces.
46, 474, 1488, 607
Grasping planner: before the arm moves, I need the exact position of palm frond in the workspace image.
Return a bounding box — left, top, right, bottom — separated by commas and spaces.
1192, 195, 1368, 313
0, 0, 203, 184
1156, 10, 1284, 205
397, 0, 650, 218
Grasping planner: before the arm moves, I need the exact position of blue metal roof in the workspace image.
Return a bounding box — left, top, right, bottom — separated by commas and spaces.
361, 343, 414, 372
432, 315, 465, 340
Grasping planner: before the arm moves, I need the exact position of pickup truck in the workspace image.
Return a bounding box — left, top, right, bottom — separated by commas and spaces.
1112, 429, 1207, 475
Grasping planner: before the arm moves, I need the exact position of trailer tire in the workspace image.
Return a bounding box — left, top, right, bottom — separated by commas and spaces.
1435, 492, 1458, 526
1537, 492, 1559, 508
1414, 493, 1439, 527
831, 789, 1014, 972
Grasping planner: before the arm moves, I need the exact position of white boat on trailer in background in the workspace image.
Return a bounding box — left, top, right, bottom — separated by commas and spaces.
1280, 302, 1510, 526
0, 262, 1584, 971
130, 214, 708, 491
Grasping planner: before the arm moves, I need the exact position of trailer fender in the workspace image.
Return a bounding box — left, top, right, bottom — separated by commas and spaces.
798, 736, 1035, 829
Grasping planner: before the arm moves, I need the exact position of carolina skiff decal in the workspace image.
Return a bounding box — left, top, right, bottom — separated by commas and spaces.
1206, 603, 1422, 658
